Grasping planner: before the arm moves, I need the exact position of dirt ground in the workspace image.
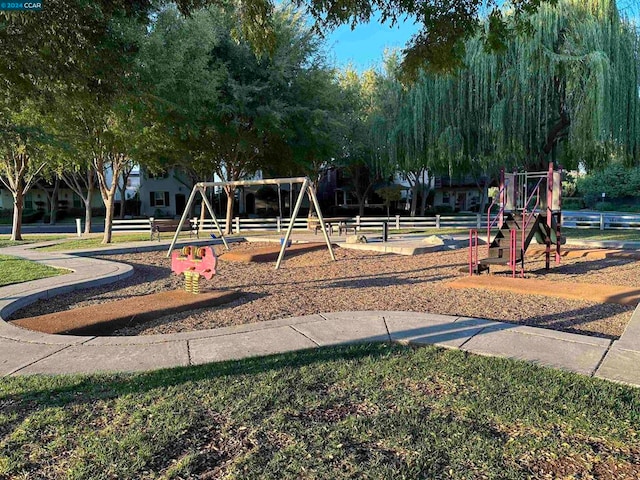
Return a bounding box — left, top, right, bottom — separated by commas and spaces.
10, 242, 638, 339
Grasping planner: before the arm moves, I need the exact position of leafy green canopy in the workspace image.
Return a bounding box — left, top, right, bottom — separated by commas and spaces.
0, 1, 152, 101
381, 0, 640, 177
176, 0, 557, 75
577, 163, 640, 205
141, 5, 344, 182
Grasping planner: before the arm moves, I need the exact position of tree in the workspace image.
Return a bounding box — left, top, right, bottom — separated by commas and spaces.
51, 86, 162, 243
375, 183, 404, 217
91, 99, 162, 243
35, 175, 61, 225
334, 69, 384, 216
0, 104, 48, 240
142, 5, 343, 232
274, 66, 346, 216
59, 164, 98, 235
385, 0, 640, 186
577, 162, 640, 207
1, 1, 158, 240
377, 54, 432, 217
176, 0, 555, 76
471, 0, 640, 170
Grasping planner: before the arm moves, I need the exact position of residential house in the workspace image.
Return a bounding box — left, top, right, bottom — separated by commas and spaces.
432, 174, 490, 212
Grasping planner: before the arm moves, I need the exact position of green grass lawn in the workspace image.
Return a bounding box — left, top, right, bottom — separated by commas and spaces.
36, 232, 200, 251
563, 228, 640, 241
0, 235, 71, 248
1, 344, 638, 479
392, 227, 640, 242
390, 227, 488, 236
0, 254, 67, 287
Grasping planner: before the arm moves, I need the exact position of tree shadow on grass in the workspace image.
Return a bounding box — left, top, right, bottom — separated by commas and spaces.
2, 328, 638, 478
0, 344, 404, 442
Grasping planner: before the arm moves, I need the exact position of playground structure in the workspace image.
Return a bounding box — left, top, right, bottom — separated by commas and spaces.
469, 163, 563, 277
166, 177, 336, 269
171, 245, 218, 294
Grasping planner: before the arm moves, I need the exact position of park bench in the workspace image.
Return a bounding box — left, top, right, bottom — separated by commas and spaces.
338, 221, 358, 236
149, 218, 199, 241
307, 217, 355, 236
307, 217, 325, 235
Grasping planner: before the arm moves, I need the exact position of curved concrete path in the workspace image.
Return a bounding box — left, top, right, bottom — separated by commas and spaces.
0, 239, 639, 387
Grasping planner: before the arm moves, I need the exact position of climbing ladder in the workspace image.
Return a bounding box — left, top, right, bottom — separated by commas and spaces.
470, 163, 563, 277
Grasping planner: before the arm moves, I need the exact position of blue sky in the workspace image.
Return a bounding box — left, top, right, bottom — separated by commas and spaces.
326, 1, 640, 72
324, 14, 419, 72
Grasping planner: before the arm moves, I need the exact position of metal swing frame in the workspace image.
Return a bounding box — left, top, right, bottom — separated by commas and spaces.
166, 177, 336, 269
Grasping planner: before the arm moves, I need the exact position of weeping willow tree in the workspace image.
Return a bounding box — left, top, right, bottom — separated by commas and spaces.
385, 0, 640, 180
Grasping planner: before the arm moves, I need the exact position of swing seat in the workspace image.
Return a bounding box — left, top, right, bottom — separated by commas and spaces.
280, 238, 292, 247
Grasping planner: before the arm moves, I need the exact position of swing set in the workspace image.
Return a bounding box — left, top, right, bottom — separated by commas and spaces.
165, 177, 336, 269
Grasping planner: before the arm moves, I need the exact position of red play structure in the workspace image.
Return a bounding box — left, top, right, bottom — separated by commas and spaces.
171, 245, 217, 293
469, 163, 563, 277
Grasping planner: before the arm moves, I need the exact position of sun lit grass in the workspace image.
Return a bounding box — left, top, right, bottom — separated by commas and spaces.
36, 232, 199, 251
563, 228, 640, 242
0, 254, 67, 287
0, 235, 71, 248
0, 344, 638, 479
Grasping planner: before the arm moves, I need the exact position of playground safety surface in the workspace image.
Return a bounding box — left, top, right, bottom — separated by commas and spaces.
448, 276, 640, 306
11, 289, 240, 336
219, 242, 329, 262
11, 244, 635, 339
1, 237, 639, 386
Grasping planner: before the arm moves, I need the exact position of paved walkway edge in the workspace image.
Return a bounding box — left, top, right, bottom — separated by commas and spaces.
0, 240, 638, 387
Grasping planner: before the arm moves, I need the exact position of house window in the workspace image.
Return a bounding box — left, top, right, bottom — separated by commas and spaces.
149, 191, 170, 207
147, 170, 169, 180
442, 192, 450, 204
24, 195, 33, 210
73, 193, 82, 209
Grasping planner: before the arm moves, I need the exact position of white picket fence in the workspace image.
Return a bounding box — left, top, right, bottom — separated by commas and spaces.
561, 211, 640, 230
108, 211, 640, 234
111, 214, 484, 234
112, 218, 153, 233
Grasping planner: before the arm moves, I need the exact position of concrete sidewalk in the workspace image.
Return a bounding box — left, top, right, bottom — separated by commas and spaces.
0, 238, 639, 386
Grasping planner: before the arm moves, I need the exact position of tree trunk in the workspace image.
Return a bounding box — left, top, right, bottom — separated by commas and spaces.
10, 189, 23, 242
356, 195, 366, 216
102, 193, 115, 244
84, 198, 93, 235
419, 188, 428, 216
84, 178, 95, 234
307, 181, 317, 217
48, 178, 59, 225
95, 153, 127, 244
410, 181, 419, 217
224, 186, 235, 234
478, 187, 487, 214
118, 183, 126, 219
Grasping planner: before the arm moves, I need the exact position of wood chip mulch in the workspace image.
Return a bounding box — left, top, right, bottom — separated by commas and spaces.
10, 243, 638, 339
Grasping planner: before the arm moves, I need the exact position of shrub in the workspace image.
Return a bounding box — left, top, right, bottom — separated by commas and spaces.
0, 208, 44, 223
435, 205, 454, 214
43, 211, 67, 223
594, 201, 616, 211
577, 163, 640, 208
562, 198, 585, 210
